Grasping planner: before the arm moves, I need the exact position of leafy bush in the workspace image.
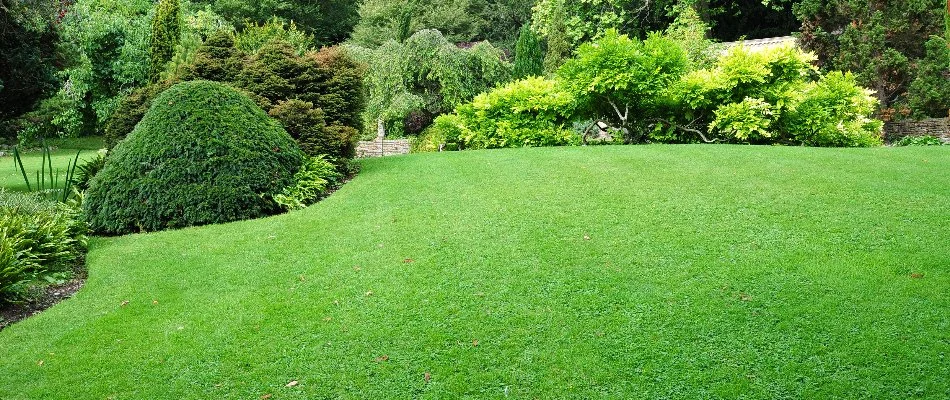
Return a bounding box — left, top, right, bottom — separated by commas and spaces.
557, 30, 688, 143
233, 18, 313, 55
268, 100, 357, 159
182, 30, 244, 83
416, 114, 470, 152
709, 97, 775, 142
71, 153, 108, 192
84, 81, 305, 234
103, 80, 176, 149
191, 0, 358, 46
662, 46, 881, 147
669, 46, 816, 133
430, 77, 578, 150
893, 135, 946, 146
785, 72, 884, 147
15, 94, 84, 146
274, 156, 344, 211
57, 0, 156, 135
0, 191, 88, 302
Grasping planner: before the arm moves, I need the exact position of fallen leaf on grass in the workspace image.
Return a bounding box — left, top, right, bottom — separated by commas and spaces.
353, 266, 362, 271
403, 258, 415, 264
739, 293, 751, 302
375, 355, 390, 362
910, 273, 924, 279
365, 290, 374, 297
583, 235, 591, 241
472, 339, 479, 347
286, 380, 299, 387
323, 316, 332, 322
152, 300, 158, 305
36, 360, 43, 366
120, 300, 130, 307
424, 372, 431, 383
261, 394, 272, 400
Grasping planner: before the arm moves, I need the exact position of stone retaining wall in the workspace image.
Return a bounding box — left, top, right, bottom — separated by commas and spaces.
356, 139, 411, 158
884, 118, 950, 142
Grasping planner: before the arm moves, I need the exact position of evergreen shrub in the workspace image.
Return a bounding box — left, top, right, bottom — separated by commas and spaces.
84, 81, 304, 234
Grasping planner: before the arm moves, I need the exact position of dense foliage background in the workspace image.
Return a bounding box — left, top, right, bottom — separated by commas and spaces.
0, 0, 946, 145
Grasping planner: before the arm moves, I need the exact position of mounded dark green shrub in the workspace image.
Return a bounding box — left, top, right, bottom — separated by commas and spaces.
103, 79, 176, 149
84, 80, 305, 234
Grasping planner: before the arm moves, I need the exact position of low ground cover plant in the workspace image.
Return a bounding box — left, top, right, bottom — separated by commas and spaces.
0, 191, 87, 303
274, 155, 345, 211
893, 135, 947, 146
84, 81, 304, 235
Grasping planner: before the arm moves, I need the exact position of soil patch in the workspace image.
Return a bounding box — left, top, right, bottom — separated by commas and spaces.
0, 271, 86, 331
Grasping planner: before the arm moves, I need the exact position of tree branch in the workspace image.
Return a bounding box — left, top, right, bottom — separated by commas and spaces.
649, 118, 722, 143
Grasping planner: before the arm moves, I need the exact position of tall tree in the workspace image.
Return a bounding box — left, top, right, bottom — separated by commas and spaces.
513, 24, 544, 78
531, 0, 678, 47
149, 0, 182, 81
794, 0, 945, 116
0, 0, 61, 122
350, 0, 534, 50
542, 0, 570, 73
192, 0, 359, 46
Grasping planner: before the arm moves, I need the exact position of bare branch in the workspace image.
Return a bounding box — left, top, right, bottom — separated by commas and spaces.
649, 118, 723, 143
607, 100, 627, 122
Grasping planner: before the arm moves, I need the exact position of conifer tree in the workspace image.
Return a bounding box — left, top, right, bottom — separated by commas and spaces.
542, 1, 570, 74
513, 25, 544, 78
149, 0, 182, 81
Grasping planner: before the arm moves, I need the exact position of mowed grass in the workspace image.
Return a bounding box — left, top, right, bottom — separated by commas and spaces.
0, 145, 948, 399
0, 137, 104, 192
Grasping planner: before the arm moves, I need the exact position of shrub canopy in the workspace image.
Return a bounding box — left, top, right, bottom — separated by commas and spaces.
84, 80, 304, 234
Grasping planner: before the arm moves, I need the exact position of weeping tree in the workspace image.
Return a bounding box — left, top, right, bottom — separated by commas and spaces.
348, 29, 512, 137
149, 0, 182, 81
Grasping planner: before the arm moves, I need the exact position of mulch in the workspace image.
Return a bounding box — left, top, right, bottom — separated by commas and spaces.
0, 273, 86, 331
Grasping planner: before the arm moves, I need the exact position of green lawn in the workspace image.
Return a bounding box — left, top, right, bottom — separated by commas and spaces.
0, 137, 103, 192
0, 145, 948, 399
